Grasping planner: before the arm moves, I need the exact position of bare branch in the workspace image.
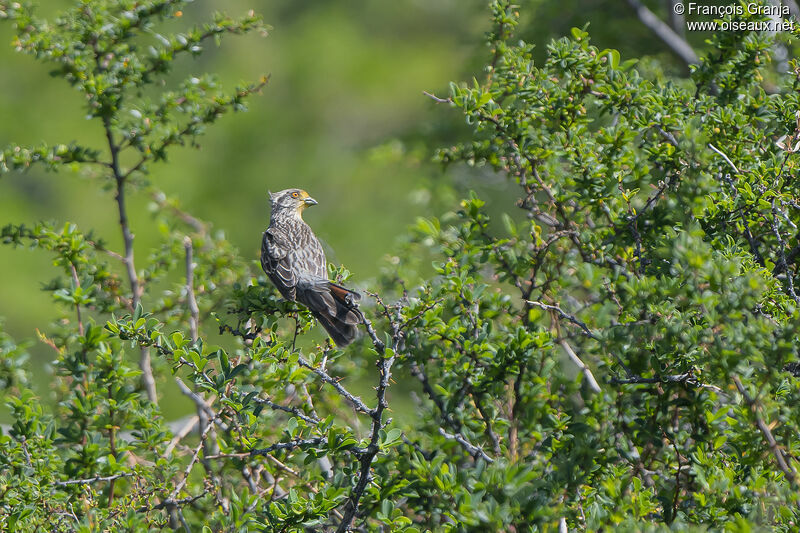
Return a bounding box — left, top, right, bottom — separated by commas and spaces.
103, 115, 157, 403
253, 397, 320, 425
296, 355, 372, 416
164, 415, 200, 457
136, 491, 208, 513
770, 200, 800, 303
626, 0, 699, 67
610, 371, 722, 392
408, 359, 495, 463
526, 300, 598, 340
55, 472, 134, 487
665, 0, 686, 36
335, 299, 402, 532
473, 393, 502, 455
169, 417, 218, 501
184, 237, 200, 343
708, 143, 740, 174
733, 376, 797, 486
708, 143, 766, 267
422, 90, 452, 104
438, 428, 494, 462
249, 437, 328, 457
560, 340, 602, 394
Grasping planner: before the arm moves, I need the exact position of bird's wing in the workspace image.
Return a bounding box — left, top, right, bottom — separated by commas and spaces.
261, 228, 297, 300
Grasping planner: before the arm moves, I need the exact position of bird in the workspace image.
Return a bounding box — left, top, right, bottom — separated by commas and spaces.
260, 188, 361, 347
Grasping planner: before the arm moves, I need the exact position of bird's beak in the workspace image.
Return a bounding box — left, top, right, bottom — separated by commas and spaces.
304, 197, 318, 206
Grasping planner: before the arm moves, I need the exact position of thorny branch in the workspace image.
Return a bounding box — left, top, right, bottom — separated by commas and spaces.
335, 295, 400, 533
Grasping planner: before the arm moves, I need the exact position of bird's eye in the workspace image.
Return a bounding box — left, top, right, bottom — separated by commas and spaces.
291, 192, 299, 198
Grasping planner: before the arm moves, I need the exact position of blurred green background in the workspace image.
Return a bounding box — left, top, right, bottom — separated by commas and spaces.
0, 0, 702, 414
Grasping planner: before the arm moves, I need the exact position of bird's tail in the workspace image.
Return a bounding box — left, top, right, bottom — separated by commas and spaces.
304, 282, 362, 347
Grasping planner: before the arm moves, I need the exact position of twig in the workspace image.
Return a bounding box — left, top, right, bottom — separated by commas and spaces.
55, 472, 134, 487
296, 356, 372, 415
438, 428, 494, 462
253, 397, 320, 425
422, 90, 451, 104
249, 437, 328, 457
171, 377, 230, 444
708, 143, 766, 267
526, 300, 598, 340
473, 393, 502, 454
136, 490, 208, 513
169, 417, 218, 501
408, 359, 494, 463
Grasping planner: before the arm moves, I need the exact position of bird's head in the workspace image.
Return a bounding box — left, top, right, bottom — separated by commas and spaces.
268, 188, 318, 219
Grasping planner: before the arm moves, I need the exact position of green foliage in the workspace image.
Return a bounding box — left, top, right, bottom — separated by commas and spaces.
1, 0, 800, 531
378, 1, 799, 530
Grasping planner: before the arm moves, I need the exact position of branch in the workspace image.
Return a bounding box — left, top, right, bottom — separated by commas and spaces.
122, 77, 270, 181
335, 298, 400, 532
770, 200, 800, 303
184, 237, 200, 343
708, 143, 766, 267
169, 416, 218, 501
526, 300, 598, 340
55, 472, 133, 487
296, 355, 372, 416
708, 142, 740, 174
438, 428, 494, 462
610, 372, 722, 392
408, 359, 494, 463
626, 0, 699, 67
422, 90, 451, 104
253, 397, 320, 425
733, 376, 797, 486
136, 491, 208, 513
103, 114, 157, 404
163, 415, 199, 457
472, 392, 502, 455
559, 340, 602, 394
249, 437, 327, 457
